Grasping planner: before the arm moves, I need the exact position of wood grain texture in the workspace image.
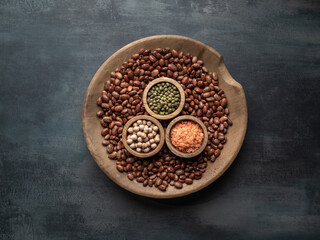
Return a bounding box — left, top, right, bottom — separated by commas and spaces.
165, 115, 209, 158
142, 77, 185, 120
82, 35, 248, 198
121, 115, 165, 158
1, 0, 320, 239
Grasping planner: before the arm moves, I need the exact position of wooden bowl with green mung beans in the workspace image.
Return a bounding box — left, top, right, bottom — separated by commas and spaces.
142, 77, 185, 120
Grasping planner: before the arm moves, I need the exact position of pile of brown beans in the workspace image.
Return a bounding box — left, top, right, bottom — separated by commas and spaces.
96, 47, 232, 191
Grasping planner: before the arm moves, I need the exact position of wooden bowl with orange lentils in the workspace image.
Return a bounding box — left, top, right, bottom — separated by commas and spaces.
165, 116, 208, 158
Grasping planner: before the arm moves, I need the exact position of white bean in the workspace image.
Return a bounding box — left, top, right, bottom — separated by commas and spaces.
151, 143, 157, 149
129, 143, 136, 149
131, 134, 137, 141
128, 127, 134, 134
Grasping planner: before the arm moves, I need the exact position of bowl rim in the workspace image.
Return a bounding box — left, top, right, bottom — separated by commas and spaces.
142, 77, 185, 120
122, 115, 165, 158
165, 115, 208, 158
82, 34, 248, 199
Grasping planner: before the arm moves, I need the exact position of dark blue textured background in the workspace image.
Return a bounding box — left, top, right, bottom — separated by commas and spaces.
1, 0, 320, 239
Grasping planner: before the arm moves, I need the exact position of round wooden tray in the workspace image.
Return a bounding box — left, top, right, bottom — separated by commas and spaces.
165, 116, 208, 158
142, 77, 185, 120
122, 115, 165, 158
82, 35, 248, 199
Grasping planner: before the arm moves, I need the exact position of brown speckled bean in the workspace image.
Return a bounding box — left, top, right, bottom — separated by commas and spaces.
96, 48, 230, 191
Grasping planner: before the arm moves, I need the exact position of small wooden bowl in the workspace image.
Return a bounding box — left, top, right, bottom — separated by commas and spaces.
142, 77, 185, 120
165, 116, 208, 158
122, 115, 165, 158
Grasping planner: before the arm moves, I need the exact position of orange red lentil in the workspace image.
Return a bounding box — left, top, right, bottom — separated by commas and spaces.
170, 120, 204, 153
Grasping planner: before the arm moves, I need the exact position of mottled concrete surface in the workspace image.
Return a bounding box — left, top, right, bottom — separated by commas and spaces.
1, 0, 320, 239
